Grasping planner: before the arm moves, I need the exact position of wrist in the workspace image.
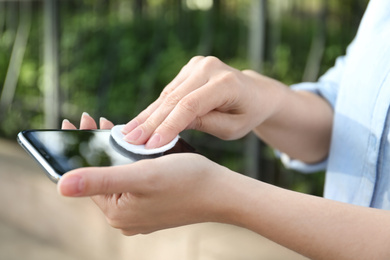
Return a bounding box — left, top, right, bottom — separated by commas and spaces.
206, 167, 264, 228
255, 75, 291, 127
241, 70, 290, 128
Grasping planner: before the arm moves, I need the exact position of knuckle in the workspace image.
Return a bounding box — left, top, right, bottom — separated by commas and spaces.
242, 69, 255, 75
142, 118, 158, 132
222, 71, 237, 81
198, 56, 221, 73
100, 175, 114, 193
214, 71, 241, 97
202, 56, 220, 67
161, 119, 181, 133
164, 92, 182, 107
216, 71, 237, 86
160, 87, 173, 100
178, 96, 199, 115
189, 55, 204, 64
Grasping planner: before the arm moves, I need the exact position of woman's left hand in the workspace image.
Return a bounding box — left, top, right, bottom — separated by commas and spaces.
59, 113, 239, 235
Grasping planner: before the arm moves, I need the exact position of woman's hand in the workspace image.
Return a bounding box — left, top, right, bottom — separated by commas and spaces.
121, 56, 288, 149
59, 113, 236, 235
120, 56, 332, 163
58, 153, 233, 236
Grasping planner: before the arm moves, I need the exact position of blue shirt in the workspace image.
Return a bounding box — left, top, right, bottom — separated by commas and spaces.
282, 0, 390, 209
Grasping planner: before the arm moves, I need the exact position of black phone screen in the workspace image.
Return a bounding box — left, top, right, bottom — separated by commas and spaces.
22, 130, 144, 176
19, 129, 196, 182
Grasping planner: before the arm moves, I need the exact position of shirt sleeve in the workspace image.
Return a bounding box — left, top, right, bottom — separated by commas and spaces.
290, 54, 346, 108
279, 40, 356, 173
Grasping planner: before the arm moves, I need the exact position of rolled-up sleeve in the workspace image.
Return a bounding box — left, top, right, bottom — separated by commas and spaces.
279, 41, 355, 173
291, 54, 347, 108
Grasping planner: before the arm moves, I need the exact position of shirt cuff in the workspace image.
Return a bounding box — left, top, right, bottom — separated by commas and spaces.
290, 81, 338, 109
277, 151, 327, 173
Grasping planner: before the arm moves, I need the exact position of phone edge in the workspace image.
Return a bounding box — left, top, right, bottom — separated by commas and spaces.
17, 131, 61, 183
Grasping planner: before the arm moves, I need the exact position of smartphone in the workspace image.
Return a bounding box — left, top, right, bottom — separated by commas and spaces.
17, 129, 195, 183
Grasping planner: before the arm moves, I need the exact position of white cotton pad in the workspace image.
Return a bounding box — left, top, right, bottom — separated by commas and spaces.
110, 124, 179, 155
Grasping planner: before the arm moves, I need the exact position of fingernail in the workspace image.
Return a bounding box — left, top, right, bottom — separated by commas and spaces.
146, 133, 161, 149
58, 175, 84, 197
82, 112, 90, 117
122, 120, 139, 134
100, 117, 108, 121
124, 128, 143, 143
61, 119, 70, 128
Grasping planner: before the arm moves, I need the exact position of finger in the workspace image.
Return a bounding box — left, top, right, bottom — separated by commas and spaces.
145, 81, 232, 148
158, 56, 205, 96
121, 56, 205, 135
80, 112, 98, 130
121, 100, 163, 134
61, 119, 77, 130
99, 117, 114, 130
57, 160, 155, 197
157, 56, 204, 101
124, 77, 209, 146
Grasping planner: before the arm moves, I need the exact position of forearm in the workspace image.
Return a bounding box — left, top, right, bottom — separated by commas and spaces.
253, 83, 333, 163
217, 172, 390, 260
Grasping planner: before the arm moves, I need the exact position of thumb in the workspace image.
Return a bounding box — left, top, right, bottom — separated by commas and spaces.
57, 162, 150, 197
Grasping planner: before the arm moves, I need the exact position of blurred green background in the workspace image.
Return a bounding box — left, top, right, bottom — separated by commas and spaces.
0, 0, 368, 195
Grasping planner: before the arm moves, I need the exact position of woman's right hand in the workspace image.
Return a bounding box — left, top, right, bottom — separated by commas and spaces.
121, 56, 288, 149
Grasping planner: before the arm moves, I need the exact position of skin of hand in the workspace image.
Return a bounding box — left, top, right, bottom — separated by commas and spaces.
121, 56, 288, 147
60, 113, 236, 235
121, 56, 333, 163
60, 114, 390, 260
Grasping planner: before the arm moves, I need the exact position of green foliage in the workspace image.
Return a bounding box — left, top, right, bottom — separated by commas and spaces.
0, 0, 369, 194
